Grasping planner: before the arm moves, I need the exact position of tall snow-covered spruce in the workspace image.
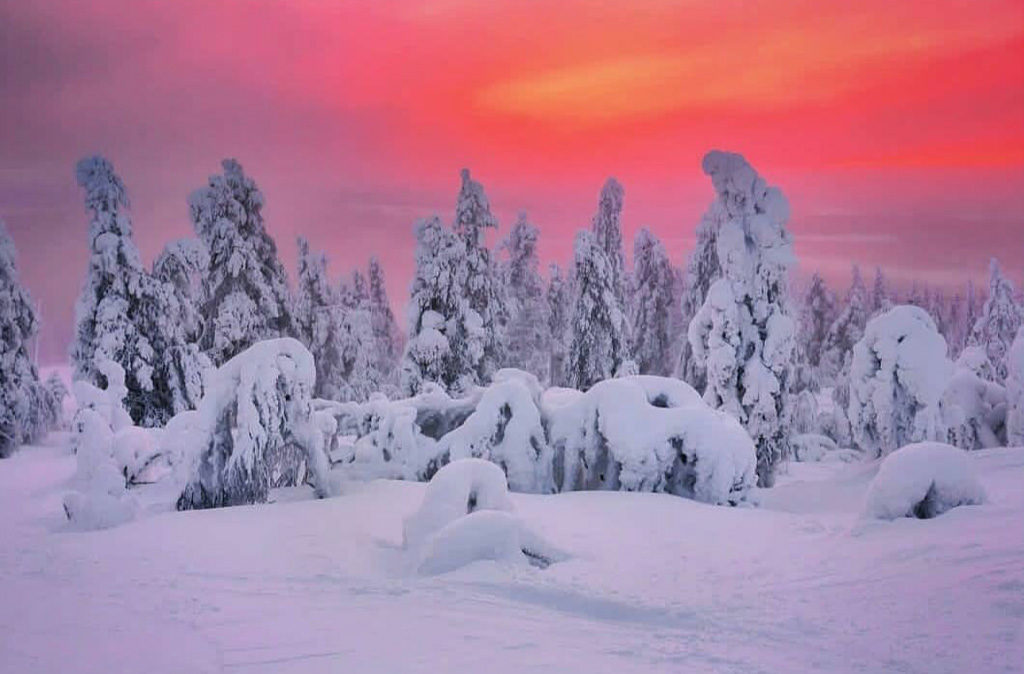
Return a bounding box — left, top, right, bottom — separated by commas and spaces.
501, 213, 550, 381
565, 230, 629, 390
546, 263, 571, 387
367, 256, 401, 386
631, 227, 674, 376
968, 258, 1022, 383
687, 151, 796, 487
453, 169, 508, 384
0, 220, 52, 456
590, 177, 632, 354
190, 159, 294, 366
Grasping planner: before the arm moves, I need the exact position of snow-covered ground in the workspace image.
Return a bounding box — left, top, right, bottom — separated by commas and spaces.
1, 436, 1022, 673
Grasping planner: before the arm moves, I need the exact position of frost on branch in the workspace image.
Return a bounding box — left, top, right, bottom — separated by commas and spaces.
176, 338, 331, 510
862, 442, 986, 520
848, 306, 953, 457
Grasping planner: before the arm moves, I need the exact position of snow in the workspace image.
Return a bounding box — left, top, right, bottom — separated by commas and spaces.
862, 442, 987, 520
2, 436, 1023, 673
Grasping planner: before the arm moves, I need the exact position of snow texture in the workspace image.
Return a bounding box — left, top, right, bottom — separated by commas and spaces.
862, 442, 987, 520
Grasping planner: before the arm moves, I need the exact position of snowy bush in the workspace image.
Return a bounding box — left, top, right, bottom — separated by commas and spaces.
62, 408, 138, 530
404, 458, 564, 575
862, 442, 986, 520
435, 369, 554, 493
942, 364, 1006, 451
543, 375, 756, 504
1007, 328, 1024, 446
848, 306, 953, 457
176, 338, 332, 510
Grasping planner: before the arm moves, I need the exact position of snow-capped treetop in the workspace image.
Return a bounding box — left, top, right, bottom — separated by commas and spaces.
454, 168, 497, 246
968, 258, 1022, 383
190, 159, 294, 365
75, 156, 132, 240
591, 177, 627, 302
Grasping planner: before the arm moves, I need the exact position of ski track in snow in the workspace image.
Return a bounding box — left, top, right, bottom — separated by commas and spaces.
1, 437, 1023, 673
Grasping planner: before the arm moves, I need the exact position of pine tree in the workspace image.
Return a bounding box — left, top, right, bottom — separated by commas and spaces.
367, 256, 401, 385
801, 273, 837, 372
822, 265, 869, 383
566, 230, 629, 390
453, 169, 508, 384
590, 177, 631, 351
70, 156, 159, 423
546, 263, 572, 387
501, 213, 550, 381
870, 267, 891, 316
968, 258, 1022, 382
688, 151, 796, 487
0, 220, 51, 456
676, 178, 723, 392
190, 159, 294, 366
401, 216, 473, 396
631, 228, 673, 375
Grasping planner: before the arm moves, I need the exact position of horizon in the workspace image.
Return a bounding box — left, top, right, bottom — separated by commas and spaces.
2, 0, 1023, 364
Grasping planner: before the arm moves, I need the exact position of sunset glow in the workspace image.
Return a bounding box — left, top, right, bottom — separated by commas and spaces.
1, 0, 1023, 362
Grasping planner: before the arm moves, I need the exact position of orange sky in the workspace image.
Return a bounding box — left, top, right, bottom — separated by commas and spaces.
1, 0, 1023, 362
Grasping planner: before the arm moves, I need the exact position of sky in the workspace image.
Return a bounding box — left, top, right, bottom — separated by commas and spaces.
1, 0, 1023, 364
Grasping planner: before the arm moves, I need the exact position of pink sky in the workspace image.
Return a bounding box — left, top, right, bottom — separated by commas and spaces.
2, 0, 1023, 363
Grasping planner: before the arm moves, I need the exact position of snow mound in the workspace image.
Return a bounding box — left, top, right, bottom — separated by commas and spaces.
416, 510, 566, 576
63, 408, 137, 530
403, 458, 513, 549
863, 442, 987, 520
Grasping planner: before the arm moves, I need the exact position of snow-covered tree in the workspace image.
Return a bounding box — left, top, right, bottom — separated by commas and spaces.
870, 267, 891, 316
1006, 328, 1024, 446
848, 306, 953, 457
367, 256, 401, 385
591, 178, 628, 308
800, 273, 837, 373
295, 238, 376, 402
631, 227, 673, 376
190, 159, 294, 366
822, 265, 869, 383
687, 151, 796, 486
176, 339, 331, 510
501, 213, 550, 381
453, 169, 508, 383
71, 156, 169, 425
0, 220, 51, 456
968, 259, 1022, 383
546, 263, 571, 387
401, 216, 475, 396
565, 230, 629, 390
676, 175, 724, 391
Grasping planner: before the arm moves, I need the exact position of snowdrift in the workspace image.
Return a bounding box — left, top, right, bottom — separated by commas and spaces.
863, 442, 987, 520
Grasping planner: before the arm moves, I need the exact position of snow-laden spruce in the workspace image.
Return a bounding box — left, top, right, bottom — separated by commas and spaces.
590, 178, 630, 335
800, 273, 838, 382
501, 213, 551, 382
367, 256, 402, 389
0, 220, 56, 456
1007, 328, 1024, 446
191, 159, 294, 366
968, 259, 1021, 383
862, 442, 986, 520
943, 348, 1007, 450
848, 306, 953, 457
631, 228, 674, 376
404, 458, 565, 575
176, 338, 332, 510
687, 150, 796, 487
565, 230, 630, 390
545, 263, 572, 386
676, 194, 722, 391
543, 376, 756, 504
822, 265, 869, 385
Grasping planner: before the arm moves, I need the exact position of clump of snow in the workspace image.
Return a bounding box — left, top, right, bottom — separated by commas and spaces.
71, 359, 133, 433
862, 442, 986, 520
543, 375, 756, 504
404, 458, 564, 575
848, 306, 953, 457
403, 458, 513, 549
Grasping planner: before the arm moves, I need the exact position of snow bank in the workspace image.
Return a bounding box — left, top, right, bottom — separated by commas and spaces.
863, 442, 986, 520
543, 376, 756, 504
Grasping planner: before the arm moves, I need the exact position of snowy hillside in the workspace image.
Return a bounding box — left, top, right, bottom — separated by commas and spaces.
1, 435, 1021, 674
